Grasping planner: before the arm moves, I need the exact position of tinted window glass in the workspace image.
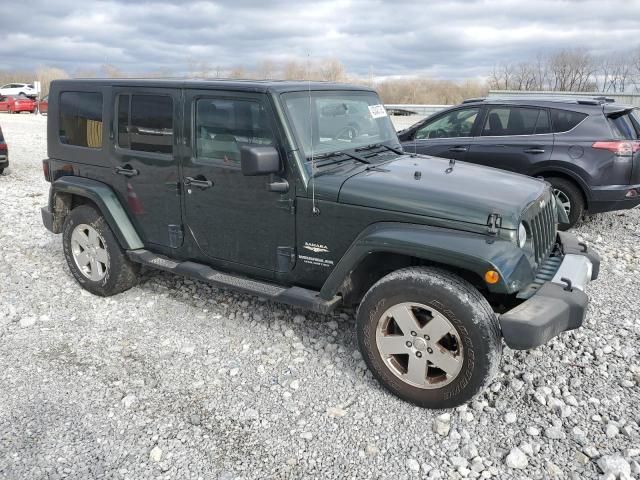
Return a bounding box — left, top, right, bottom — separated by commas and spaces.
550, 109, 587, 133
608, 113, 639, 140
416, 108, 479, 139
117, 95, 130, 149
534, 109, 551, 134
195, 98, 274, 165
0, 126, 4, 142
59, 91, 103, 148
117, 94, 173, 154
482, 107, 547, 136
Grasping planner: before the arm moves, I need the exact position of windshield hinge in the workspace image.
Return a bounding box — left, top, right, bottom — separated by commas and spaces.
487, 213, 502, 235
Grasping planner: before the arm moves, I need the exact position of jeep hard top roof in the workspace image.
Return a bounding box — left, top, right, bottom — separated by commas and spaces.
50, 78, 376, 94
460, 96, 637, 115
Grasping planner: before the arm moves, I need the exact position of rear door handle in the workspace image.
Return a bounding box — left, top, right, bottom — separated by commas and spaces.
115, 165, 139, 177
524, 148, 546, 154
448, 146, 468, 153
185, 176, 213, 189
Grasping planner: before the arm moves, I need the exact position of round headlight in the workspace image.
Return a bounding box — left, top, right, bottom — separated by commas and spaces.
518, 222, 527, 248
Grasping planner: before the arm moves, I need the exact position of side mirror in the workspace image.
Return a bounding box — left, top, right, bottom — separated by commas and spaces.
241, 146, 280, 176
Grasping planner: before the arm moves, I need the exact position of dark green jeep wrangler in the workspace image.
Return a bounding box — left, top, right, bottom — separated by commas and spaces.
41, 79, 599, 408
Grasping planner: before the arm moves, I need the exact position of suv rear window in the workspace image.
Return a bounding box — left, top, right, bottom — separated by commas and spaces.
59, 92, 103, 148
608, 112, 640, 140
550, 109, 587, 133
117, 94, 173, 154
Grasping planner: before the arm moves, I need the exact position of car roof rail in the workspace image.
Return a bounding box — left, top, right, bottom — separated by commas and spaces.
462, 97, 486, 103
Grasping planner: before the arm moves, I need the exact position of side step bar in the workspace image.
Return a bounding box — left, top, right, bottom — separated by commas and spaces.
127, 249, 342, 314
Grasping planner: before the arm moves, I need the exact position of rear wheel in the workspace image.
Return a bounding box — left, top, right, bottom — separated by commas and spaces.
356, 267, 502, 409
546, 177, 584, 230
0, 168, 4, 175
62, 205, 139, 296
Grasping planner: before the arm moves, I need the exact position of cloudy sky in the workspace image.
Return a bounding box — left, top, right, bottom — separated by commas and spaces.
1, 0, 640, 79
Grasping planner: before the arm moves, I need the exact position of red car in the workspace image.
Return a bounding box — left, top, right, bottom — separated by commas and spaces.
37, 95, 48, 114
0, 95, 37, 114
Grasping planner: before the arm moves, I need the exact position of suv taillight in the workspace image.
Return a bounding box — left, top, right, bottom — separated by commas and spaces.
42, 159, 50, 181
0, 143, 6, 153
592, 140, 640, 156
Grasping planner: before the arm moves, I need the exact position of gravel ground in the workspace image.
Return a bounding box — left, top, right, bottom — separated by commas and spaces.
1, 113, 639, 480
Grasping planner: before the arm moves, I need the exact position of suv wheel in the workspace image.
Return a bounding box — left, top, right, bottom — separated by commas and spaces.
356, 267, 502, 408
546, 177, 584, 230
62, 205, 139, 296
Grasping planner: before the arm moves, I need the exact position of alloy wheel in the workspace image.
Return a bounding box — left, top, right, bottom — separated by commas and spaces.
71, 223, 109, 281
375, 302, 464, 389
553, 188, 571, 215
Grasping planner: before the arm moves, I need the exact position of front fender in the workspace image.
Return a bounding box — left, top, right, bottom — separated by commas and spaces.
319, 222, 533, 300
48, 176, 143, 250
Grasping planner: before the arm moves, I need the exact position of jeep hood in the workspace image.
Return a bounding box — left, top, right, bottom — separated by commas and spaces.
334, 155, 546, 229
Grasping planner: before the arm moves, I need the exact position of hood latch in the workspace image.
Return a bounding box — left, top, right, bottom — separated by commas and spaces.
487, 213, 502, 234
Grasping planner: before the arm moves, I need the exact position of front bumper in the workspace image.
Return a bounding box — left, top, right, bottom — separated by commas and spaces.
500, 232, 600, 350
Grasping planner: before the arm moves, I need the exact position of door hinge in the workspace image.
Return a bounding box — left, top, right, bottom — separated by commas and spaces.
277, 197, 295, 214
276, 246, 296, 272
487, 213, 502, 235
168, 224, 184, 248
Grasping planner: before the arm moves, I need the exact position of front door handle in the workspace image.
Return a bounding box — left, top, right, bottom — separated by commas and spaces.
115, 165, 139, 177
448, 146, 468, 153
524, 148, 546, 154
185, 176, 213, 189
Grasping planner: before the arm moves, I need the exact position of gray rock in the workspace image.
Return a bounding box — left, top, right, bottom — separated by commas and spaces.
505, 447, 528, 469
406, 458, 420, 472
597, 455, 631, 478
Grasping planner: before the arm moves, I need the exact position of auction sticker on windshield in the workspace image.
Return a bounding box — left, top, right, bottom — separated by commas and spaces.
368, 104, 387, 119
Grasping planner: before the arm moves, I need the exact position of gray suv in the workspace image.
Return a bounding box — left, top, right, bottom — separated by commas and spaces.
398, 97, 640, 228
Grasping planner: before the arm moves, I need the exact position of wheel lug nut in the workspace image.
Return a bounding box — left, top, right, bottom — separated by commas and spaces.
410, 331, 417, 336
406, 341, 412, 348
427, 347, 433, 354
416, 352, 422, 358
424, 335, 430, 340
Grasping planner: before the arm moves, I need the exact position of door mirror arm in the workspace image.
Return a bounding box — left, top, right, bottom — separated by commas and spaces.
268, 175, 289, 193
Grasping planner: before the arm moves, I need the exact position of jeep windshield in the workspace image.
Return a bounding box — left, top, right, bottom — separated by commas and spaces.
281, 90, 400, 169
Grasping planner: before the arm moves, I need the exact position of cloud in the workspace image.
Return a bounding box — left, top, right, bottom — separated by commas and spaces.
0, 0, 639, 79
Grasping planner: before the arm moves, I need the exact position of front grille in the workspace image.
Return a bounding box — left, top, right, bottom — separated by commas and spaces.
527, 191, 557, 266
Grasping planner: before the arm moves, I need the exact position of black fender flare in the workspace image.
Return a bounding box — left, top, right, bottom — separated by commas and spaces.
319, 222, 533, 300
47, 176, 144, 250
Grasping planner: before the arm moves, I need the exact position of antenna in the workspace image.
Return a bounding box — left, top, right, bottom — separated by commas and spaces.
307, 52, 319, 215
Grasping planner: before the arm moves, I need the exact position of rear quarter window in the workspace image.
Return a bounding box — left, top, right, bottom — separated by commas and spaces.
550, 109, 587, 134
59, 92, 103, 148
608, 113, 639, 140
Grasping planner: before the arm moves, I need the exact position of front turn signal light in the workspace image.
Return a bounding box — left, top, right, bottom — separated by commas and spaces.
484, 270, 500, 284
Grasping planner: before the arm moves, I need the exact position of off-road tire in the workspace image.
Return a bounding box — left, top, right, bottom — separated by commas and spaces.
356, 267, 502, 409
62, 205, 139, 296
546, 177, 584, 230
0, 168, 4, 175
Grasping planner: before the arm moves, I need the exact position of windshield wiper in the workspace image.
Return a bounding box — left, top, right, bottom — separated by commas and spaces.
309, 150, 370, 166
354, 143, 404, 155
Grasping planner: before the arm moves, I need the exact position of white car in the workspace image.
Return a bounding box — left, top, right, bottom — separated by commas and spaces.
0, 83, 37, 97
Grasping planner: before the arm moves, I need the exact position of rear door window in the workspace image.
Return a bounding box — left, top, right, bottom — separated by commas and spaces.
59, 91, 103, 148
550, 109, 587, 133
117, 94, 173, 154
482, 107, 549, 136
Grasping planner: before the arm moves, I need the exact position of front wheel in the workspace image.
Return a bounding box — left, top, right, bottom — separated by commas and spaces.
62, 204, 140, 296
356, 267, 502, 409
